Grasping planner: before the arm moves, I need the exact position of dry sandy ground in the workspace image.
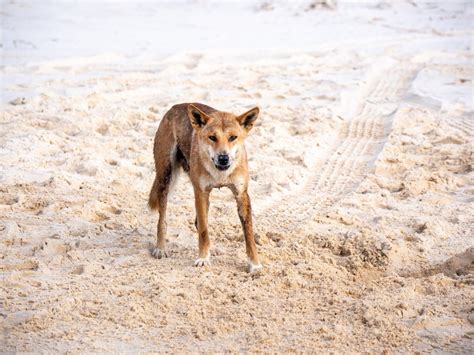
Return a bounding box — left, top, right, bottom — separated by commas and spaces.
1, 1, 474, 353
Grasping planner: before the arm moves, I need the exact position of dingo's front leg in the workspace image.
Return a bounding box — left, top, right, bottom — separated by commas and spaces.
194, 188, 211, 267
235, 190, 262, 273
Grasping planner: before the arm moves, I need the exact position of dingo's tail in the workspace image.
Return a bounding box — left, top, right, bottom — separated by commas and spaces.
148, 176, 160, 210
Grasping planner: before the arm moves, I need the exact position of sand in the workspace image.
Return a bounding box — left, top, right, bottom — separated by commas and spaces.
1, 1, 473, 353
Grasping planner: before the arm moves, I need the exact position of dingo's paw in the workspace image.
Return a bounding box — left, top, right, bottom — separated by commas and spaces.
152, 248, 168, 259
194, 256, 211, 267
248, 261, 263, 273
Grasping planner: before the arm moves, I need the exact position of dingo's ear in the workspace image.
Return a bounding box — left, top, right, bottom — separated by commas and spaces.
188, 104, 210, 129
237, 107, 259, 132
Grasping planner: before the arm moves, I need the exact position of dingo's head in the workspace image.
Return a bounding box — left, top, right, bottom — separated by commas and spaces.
187, 104, 259, 172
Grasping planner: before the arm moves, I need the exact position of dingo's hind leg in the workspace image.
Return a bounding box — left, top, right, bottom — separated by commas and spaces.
149, 141, 177, 258
149, 162, 173, 258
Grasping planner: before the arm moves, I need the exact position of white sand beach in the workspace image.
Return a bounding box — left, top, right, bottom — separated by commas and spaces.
1, 1, 473, 352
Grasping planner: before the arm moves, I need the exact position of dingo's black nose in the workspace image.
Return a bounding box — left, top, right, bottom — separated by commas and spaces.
217, 154, 229, 166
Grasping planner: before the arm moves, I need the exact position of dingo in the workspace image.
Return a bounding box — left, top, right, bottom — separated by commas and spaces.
148, 103, 262, 273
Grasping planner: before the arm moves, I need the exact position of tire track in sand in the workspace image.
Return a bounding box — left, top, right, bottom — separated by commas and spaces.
447, 116, 473, 137
255, 62, 418, 229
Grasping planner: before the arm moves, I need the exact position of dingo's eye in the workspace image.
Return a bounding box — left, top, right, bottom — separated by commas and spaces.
229, 135, 237, 142
208, 136, 217, 142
